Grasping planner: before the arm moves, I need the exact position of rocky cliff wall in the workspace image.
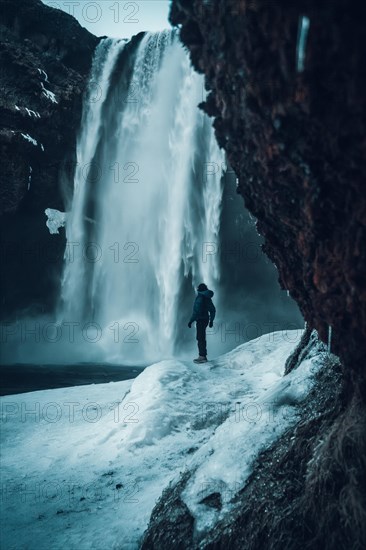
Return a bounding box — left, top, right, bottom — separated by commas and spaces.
138, 2, 366, 548
0, 0, 100, 316
169, 0, 366, 384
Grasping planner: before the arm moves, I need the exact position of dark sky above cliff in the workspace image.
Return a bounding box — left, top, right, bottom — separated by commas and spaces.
41, 0, 171, 39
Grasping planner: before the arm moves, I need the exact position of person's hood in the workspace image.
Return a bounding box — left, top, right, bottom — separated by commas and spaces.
198, 289, 214, 298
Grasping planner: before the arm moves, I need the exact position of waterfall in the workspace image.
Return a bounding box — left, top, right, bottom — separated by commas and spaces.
59, 31, 225, 363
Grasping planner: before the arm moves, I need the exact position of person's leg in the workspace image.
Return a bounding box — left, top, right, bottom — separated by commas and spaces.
196, 319, 208, 357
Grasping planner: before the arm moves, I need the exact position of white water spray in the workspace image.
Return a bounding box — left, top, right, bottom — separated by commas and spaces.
59, 32, 225, 363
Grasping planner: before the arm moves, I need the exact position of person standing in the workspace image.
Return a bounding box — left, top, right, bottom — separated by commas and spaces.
188, 283, 216, 363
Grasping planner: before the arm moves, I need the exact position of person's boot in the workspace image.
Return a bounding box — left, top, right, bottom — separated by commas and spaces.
193, 356, 208, 363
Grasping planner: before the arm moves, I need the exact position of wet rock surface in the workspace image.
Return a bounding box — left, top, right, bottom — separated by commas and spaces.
169, 0, 366, 379
139, 2, 366, 548
0, 0, 100, 315
0, 0, 143, 317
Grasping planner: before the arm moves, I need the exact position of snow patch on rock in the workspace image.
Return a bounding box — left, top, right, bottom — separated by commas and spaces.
21, 133, 38, 147
45, 208, 67, 234
41, 82, 58, 104
38, 68, 49, 82
25, 107, 41, 119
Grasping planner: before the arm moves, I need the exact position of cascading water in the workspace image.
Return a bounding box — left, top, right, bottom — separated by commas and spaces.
59, 31, 226, 363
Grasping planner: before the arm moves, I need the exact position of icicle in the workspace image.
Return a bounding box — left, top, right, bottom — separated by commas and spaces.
286, 290, 290, 297
296, 15, 310, 73
304, 321, 307, 330
28, 166, 32, 191
327, 325, 332, 354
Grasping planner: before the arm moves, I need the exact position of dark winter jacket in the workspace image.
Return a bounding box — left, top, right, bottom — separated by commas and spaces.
189, 289, 216, 323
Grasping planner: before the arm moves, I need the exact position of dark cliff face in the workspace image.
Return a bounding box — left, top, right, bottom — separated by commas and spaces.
169, 0, 366, 382
0, 0, 100, 316
139, 2, 366, 548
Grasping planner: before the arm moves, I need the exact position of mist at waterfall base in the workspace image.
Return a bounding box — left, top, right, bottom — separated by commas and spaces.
1, 32, 303, 367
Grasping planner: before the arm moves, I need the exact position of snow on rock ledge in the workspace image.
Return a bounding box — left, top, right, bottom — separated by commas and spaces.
0, 330, 324, 549
181, 354, 319, 536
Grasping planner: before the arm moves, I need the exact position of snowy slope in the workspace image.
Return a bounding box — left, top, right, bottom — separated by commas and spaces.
0, 330, 321, 549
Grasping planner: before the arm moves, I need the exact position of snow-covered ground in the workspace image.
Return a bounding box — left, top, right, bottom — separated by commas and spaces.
0, 330, 322, 549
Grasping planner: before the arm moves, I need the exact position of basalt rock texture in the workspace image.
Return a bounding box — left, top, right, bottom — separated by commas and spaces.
0, 0, 100, 316
169, 0, 366, 384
